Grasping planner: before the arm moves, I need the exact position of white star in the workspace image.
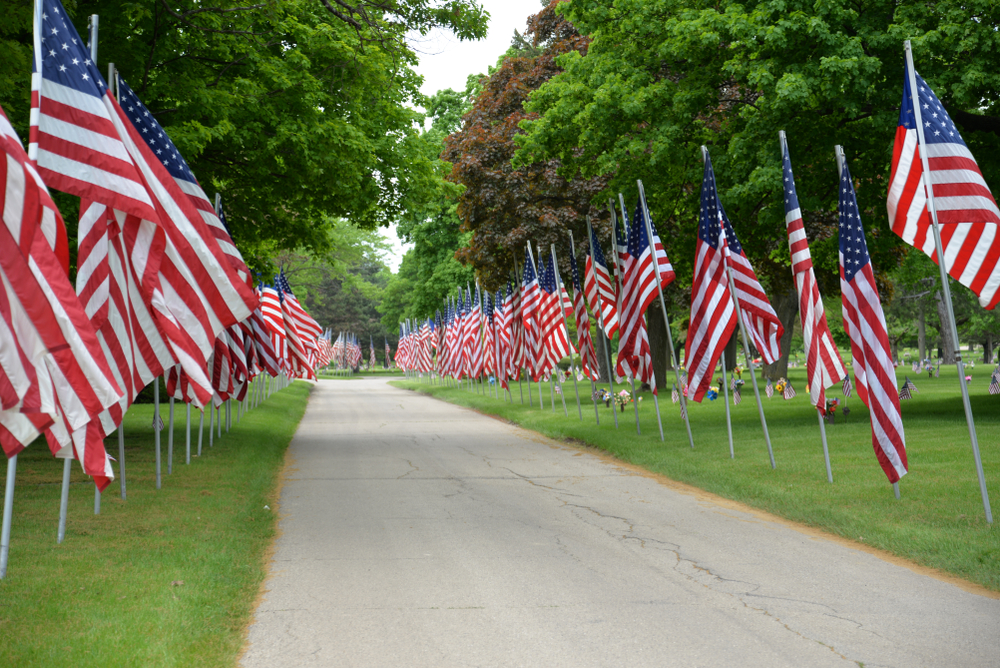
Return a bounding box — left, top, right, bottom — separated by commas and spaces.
48, 49, 55, 57
71, 58, 79, 65
58, 64, 66, 72
61, 42, 69, 50
81, 73, 89, 80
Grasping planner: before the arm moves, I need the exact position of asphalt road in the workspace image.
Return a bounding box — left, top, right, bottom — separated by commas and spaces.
241, 377, 1000, 668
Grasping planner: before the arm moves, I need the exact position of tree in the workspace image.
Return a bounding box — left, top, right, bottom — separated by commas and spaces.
1, 0, 489, 273
442, 1, 610, 291
515, 0, 1000, 378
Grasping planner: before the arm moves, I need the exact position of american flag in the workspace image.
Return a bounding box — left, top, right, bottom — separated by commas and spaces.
638, 193, 677, 290
369, 335, 376, 370
276, 281, 315, 379
989, 368, 1000, 395
417, 319, 433, 373
733, 385, 742, 405
498, 285, 513, 389
840, 154, 908, 483
568, 245, 599, 381
584, 221, 619, 337
247, 306, 280, 377
521, 249, 543, 381
720, 189, 784, 366
898, 376, 918, 401
509, 276, 524, 380
766, 377, 774, 398
684, 152, 738, 402
843, 374, 852, 398
483, 293, 496, 378
887, 58, 1000, 310
277, 271, 322, 357
537, 249, 575, 375
468, 285, 484, 378
782, 381, 796, 400
0, 104, 122, 487
783, 137, 847, 413
615, 201, 661, 392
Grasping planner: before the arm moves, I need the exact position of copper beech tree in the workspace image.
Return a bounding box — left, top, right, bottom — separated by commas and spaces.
442, 1, 610, 291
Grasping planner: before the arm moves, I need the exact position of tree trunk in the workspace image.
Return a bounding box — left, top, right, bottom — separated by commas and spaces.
647, 310, 669, 389
985, 334, 994, 365
761, 287, 799, 381
724, 329, 738, 370
595, 328, 611, 382
917, 304, 926, 362
935, 290, 957, 364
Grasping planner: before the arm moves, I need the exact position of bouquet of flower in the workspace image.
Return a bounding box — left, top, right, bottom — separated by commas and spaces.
824, 397, 840, 423
774, 378, 788, 395
593, 388, 611, 406
615, 389, 632, 412
706, 385, 719, 401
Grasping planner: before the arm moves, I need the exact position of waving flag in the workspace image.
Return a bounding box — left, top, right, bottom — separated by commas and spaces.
840, 154, 908, 483
888, 60, 1000, 309
569, 246, 599, 381
0, 104, 122, 485
989, 368, 1000, 395
495, 288, 511, 390
684, 152, 738, 402
615, 202, 659, 391
782, 137, 846, 413
584, 222, 619, 337
521, 250, 543, 381
537, 250, 575, 375
467, 286, 484, 378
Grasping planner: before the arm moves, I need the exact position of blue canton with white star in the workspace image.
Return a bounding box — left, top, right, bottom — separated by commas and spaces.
699, 154, 728, 249
522, 249, 537, 287
539, 252, 558, 295
838, 161, 871, 282
899, 66, 967, 148
35, 0, 106, 97
569, 247, 584, 293
782, 144, 801, 215
117, 77, 199, 184
629, 201, 652, 259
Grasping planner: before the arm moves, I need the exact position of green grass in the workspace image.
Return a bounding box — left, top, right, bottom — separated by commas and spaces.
392, 365, 1000, 592
0, 381, 312, 667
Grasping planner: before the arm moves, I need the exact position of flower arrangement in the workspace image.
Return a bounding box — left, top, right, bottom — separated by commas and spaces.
706, 385, 719, 401
824, 397, 840, 423
615, 389, 632, 412
733, 365, 743, 378
966, 375, 972, 384
593, 388, 611, 407
774, 378, 788, 395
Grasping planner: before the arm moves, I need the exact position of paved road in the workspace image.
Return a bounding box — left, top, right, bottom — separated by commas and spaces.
241, 378, 1000, 668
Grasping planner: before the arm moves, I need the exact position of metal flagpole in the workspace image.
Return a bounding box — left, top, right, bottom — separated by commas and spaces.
154, 380, 162, 488
217, 403, 222, 439
94, 482, 100, 515
586, 216, 618, 429
702, 146, 776, 469
186, 403, 192, 465
818, 409, 833, 483
167, 397, 174, 475
905, 41, 989, 521
556, 240, 584, 420
198, 407, 204, 457
0, 454, 16, 578
721, 353, 734, 458
610, 198, 643, 435
118, 424, 126, 500
57, 455, 71, 543
209, 399, 214, 449
637, 180, 695, 448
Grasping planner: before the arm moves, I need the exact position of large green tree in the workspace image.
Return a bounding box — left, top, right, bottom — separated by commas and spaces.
515, 0, 1000, 376
0, 0, 488, 271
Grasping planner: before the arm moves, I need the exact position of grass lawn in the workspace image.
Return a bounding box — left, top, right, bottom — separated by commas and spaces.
392, 364, 1000, 592
0, 381, 312, 667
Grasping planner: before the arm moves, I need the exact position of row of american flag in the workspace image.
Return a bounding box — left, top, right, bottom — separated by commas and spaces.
0, 0, 330, 493
395, 54, 1000, 492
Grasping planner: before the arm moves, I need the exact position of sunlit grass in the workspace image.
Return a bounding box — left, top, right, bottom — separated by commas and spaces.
0, 382, 312, 667
393, 364, 1000, 591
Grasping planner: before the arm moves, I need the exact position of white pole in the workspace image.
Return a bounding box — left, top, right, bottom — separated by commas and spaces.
167, 396, 174, 475
818, 409, 833, 483
0, 454, 17, 578
637, 180, 695, 448
197, 408, 204, 457
209, 400, 214, 449
722, 353, 734, 458
118, 423, 126, 500
904, 42, 988, 521
94, 484, 100, 515
154, 380, 162, 489
186, 402, 192, 465
57, 457, 71, 544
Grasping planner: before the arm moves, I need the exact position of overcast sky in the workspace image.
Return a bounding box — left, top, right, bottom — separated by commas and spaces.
379, 0, 546, 272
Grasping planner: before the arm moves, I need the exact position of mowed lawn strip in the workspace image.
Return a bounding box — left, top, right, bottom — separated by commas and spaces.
392, 365, 1000, 593
0, 381, 312, 668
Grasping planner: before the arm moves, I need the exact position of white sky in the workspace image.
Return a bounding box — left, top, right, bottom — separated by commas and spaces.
379, 0, 546, 272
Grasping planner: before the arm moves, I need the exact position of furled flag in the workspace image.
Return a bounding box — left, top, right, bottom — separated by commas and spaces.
0, 103, 122, 486
468, 285, 484, 379
671, 386, 679, 404
384, 337, 392, 369
840, 154, 908, 483
369, 336, 376, 370
568, 245, 599, 381
989, 368, 1000, 395
537, 249, 576, 376
521, 249, 543, 381
765, 377, 774, 399
684, 152, 738, 402
843, 375, 852, 398
887, 57, 1000, 310
615, 201, 661, 392
494, 289, 510, 390
584, 221, 619, 337
733, 385, 742, 405
509, 276, 524, 380
782, 137, 847, 413
483, 292, 496, 379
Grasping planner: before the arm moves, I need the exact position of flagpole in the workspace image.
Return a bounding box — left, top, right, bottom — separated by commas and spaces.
0, 454, 15, 578
154, 380, 162, 488
186, 402, 192, 465
167, 397, 174, 475
702, 146, 776, 469
608, 200, 641, 434
57, 454, 71, 543
721, 352, 734, 458
118, 423, 126, 500
209, 398, 215, 449
905, 41, 990, 522
818, 409, 833, 483
637, 180, 695, 448
586, 216, 618, 429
